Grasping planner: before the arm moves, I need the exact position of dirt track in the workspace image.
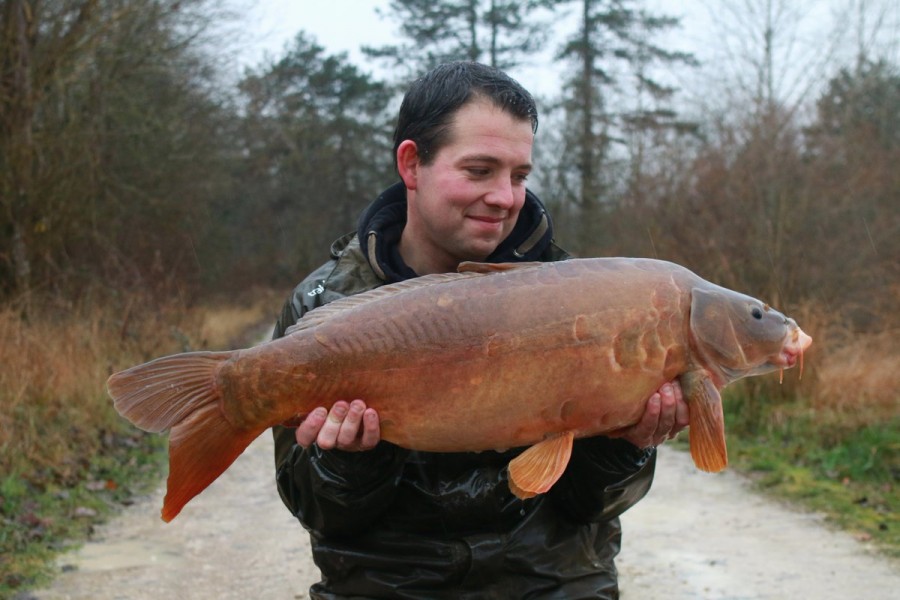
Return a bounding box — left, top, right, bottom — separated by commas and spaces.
31, 437, 900, 600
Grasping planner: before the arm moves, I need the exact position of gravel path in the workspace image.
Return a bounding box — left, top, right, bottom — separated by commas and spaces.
31, 438, 900, 599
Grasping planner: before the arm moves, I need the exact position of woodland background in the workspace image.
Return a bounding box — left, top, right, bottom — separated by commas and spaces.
0, 0, 898, 591
1, 0, 896, 321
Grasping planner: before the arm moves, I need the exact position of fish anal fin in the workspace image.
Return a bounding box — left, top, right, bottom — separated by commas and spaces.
458, 261, 543, 274
162, 403, 263, 522
681, 370, 728, 472
507, 431, 575, 499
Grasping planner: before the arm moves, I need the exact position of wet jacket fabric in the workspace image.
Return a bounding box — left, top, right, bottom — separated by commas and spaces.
272, 182, 657, 599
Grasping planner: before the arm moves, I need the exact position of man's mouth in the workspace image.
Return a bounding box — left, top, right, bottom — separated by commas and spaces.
468, 215, 504, 224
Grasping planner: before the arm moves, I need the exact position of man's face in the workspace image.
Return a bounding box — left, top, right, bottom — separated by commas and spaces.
404, 99, 534, 273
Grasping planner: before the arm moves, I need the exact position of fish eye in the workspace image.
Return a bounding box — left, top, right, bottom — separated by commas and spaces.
751, 306, 763, 320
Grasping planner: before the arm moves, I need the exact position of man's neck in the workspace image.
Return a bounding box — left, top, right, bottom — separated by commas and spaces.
397, 228, 457, 276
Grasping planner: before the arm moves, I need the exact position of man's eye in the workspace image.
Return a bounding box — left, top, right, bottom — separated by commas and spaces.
467, 168, 489, 177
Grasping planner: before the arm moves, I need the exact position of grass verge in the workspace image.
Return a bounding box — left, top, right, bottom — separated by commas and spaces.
719, 388, 899, 558
0, 287, 282, 598
0, 430, 166, 595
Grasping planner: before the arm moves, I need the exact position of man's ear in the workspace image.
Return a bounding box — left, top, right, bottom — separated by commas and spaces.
397, 140, 419, 190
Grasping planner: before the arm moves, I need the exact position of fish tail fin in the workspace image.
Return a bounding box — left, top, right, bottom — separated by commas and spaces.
682, 371, 728, 472
107, 351, 262, 522
108, 351, 233, 432
163, 402, 263, 522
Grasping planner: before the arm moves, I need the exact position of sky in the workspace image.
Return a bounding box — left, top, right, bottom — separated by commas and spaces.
229, 0, 706, 97
226, 0, 899, 108
234, 1, 397, 71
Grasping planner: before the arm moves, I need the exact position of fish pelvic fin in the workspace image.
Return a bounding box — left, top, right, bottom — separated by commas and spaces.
507, 431, 575, 499
107, 351, 262, 522
681, 370, 728, 472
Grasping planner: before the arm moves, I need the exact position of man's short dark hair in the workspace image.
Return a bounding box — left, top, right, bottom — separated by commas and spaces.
393, 61, 538, 169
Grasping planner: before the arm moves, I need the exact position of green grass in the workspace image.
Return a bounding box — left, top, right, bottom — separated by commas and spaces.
718, 389, 899, 557
0, 420, 166, 597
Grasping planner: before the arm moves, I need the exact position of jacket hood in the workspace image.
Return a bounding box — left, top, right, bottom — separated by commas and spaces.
357, 181, 555, 283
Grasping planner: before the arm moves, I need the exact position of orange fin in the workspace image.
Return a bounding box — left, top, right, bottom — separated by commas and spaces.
507, 431, 575, 499
107, 351, 261, 522
681, 370, 728, 472
107, 351, 233, 432
163, 403, 263, 522
457, 261, 543, 274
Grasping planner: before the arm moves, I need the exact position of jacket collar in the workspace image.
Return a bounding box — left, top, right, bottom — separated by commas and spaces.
357, 182, 555, 283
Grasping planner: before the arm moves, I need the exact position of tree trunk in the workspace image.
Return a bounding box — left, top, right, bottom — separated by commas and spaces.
1, 0, 35, 297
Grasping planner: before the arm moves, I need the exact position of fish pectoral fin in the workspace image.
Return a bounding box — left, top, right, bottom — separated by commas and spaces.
507, 431, 575, 499
681, 370, 728, 472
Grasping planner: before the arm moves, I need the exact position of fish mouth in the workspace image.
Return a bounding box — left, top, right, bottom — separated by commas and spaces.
775, 327, 813, 378
783, 327, 812, 362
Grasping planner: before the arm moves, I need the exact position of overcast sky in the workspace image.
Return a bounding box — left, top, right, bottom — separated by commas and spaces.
227, 0, 898, 106
230, 0, 708, 96
241, 0, 396, 67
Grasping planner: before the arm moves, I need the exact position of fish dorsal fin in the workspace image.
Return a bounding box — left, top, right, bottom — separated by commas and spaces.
285, 271, 485, 335
507, 431, 575, 499
457, 261, 544, 274
681, 370, 728, 472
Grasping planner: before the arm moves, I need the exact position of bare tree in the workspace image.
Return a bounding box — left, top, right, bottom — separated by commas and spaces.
0, 0, 99, 299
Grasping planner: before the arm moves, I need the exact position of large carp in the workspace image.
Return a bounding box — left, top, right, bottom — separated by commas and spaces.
108, 258, 812, 522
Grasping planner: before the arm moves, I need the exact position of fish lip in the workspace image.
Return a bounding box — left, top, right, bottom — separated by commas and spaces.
776, 328, 813, 368
776, 350, 799, 368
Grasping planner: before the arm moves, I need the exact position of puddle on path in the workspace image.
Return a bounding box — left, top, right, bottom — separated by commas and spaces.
59, 539, 182, 573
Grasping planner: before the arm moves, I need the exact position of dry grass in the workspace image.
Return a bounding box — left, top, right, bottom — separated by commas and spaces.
0, 295, 188, 485
0, 288, 282, 486
781, 295, 898, 428
197, 288, 283, 349
812, 329, 900, 426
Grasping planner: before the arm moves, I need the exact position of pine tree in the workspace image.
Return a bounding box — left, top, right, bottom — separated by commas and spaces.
363, 0, 554, 78
551, 0, 695, 253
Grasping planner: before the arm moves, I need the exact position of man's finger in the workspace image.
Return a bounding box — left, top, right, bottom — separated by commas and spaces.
295, 407, 328, 448
625, 393, 661, 448
336, 400, 366, 448
655, 383, 677, 441
358, 408, 381, 450
317, 401, 349, 450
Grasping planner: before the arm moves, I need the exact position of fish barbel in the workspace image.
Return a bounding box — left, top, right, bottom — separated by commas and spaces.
107, 258, 812, 522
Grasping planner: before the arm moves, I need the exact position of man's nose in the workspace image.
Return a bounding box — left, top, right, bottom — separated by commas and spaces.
484, 177, 515, 209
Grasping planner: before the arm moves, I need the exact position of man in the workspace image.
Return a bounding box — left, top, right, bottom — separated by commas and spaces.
272, 61, 688, 599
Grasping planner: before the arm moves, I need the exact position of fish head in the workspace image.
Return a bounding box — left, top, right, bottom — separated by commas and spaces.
689, 286, 813, 384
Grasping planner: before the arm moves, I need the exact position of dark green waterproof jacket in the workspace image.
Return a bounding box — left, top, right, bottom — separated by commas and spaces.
272, 183, 657, 599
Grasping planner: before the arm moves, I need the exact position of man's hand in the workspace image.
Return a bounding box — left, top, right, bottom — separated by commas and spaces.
295, 399, 381, 451
615, 381, 689, 449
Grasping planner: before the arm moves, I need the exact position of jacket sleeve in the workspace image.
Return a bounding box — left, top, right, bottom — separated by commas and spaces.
271, 268, 410, 537
547, 437, 657, 524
